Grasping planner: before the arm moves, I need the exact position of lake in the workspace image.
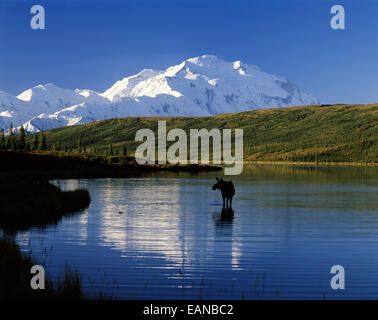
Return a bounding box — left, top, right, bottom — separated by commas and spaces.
12, 165, 378, 299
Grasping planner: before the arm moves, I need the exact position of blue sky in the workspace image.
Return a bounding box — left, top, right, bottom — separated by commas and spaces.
1, 0, 378, 104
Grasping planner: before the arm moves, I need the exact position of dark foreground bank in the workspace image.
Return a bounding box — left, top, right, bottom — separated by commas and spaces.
0, 238, 87, 300
0, 179, 91, 233
0, 150, 221, 181
0, 177, 93, 299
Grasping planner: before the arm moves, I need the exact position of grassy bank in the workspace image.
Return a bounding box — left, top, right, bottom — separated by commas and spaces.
0, 238, 84, 299
26, 104, 377, 164
0, 150, 94, 233
244, 160, 378, 167
0, 179, 90, 233
0, 150, 221, 181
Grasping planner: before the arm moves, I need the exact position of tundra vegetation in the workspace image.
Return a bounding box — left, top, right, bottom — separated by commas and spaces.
7, 104, 375, 165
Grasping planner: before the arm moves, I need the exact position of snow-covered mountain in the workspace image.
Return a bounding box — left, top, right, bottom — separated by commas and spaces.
0, 91, 32, 130
0, 55, 320, 133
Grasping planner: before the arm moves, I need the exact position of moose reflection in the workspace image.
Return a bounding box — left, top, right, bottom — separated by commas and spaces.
214, 208, 235, 233
212, 177, 235, 209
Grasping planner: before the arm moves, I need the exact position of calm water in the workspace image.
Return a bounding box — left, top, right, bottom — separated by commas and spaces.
11, 165, 378, 299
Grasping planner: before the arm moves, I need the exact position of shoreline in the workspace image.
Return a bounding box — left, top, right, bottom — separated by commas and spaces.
0, 150, 222, 181
242, 160, 378, 167
0, 237, 87, 299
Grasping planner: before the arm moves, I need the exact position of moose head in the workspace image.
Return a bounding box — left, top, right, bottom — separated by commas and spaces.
212, 177, 224, 190
212, 177, 235, 209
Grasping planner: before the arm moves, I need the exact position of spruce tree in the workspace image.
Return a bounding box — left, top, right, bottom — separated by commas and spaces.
38, 130, 43, 150
123, 145, 127, 157
40, 130, 47, 150
109, 144, 114, 156
77, 137, 82, 153
18, 125, 26, 150
55, 138, 61, 151
9, 123, 16, 151
0, 129, 5, 149
33, 134, 39, 150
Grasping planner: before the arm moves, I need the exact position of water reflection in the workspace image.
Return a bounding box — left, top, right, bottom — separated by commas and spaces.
214, 209, 234, 232
98, 179, 185, 268
12, 165, 378, 299
212, 208, 243, 271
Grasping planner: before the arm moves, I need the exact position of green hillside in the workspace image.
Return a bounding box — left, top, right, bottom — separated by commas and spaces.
27, 104, 378, 164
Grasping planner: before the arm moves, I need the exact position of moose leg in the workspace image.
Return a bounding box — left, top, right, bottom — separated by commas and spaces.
229, 197, 232, 209
226, 197, 229, 209
222, 196, 225, 208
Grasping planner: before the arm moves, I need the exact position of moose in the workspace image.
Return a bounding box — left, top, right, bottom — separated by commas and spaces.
212, 177, 235, 209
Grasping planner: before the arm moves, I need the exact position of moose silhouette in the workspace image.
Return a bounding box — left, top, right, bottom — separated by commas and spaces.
212, 177, 235, 209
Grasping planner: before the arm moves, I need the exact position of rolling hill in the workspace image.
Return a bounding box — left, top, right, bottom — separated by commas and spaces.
26, 104, 377, 164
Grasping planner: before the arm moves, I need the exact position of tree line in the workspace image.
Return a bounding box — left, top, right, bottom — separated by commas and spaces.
0, 123, 48, 151
0, 123, 128, 157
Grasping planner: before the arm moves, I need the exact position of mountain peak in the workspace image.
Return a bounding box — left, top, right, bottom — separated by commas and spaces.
98, 55, 320, 117
37, 83, 56, 88
17, 83, 61, 101
1, 55, 320, 133
186, 54, 221, 66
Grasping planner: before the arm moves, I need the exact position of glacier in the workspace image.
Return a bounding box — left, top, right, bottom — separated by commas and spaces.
0, 55, 320, 133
